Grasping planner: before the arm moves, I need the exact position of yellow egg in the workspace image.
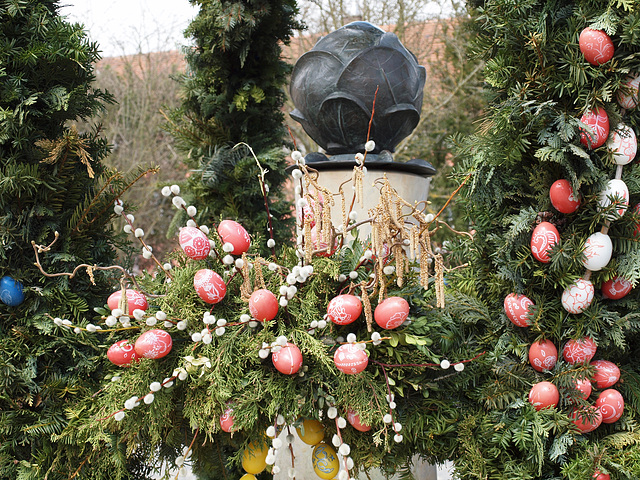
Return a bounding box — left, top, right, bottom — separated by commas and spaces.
296, 418, 325, 445
241, 441, 268, 474
239, 475, 257, 480
312, 442, 340, 480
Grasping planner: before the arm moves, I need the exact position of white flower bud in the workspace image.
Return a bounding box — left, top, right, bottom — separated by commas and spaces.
265, 453, 276, 465
163, 378, 174, 388
85, 323, 96, 332
454, 362, 465, 372
383, 265, 395, 275
123, 225, 132, 234
346, 333, 357, 343
142, 248, 152, 259
161, 186, 172, 196
143, 394, 155, 404
191, 332, 203, 342
199, 225, 209, 235
146, 317, 157, 326
149, 382, 162, 392
339, 443, 351, 456
267, 238, 276, 248
288, 467, 296, 478
178, 371, 188, 381
268, 262, 278, 271
317, 319, 327, 329
174, 455, 184, 467
338, 471, 349, 480
163, 262, 172, 271
332, 434, 341, 447
177, 321, 187, 330
114, 205, 124, 215
222, 242, 234, 253
286, 273, 297, 285
215, 327, 225, 336
186, 206, 197, 216
164, 321, 173, 328
394, 434, 403, 443
394, 422, 402, 431
155, 311, 167, 321
276, 414, 285, 425
216, 318, 227, 327
105, 316, 117, 327
266, 425, 277, 438
310, 320, 318, 329
114, 411, 125, 421
276, 335, 288, 346
202, 334, 212, 344
126, 214, 135, 223
365, 140, 375, 152
440, 359, 451, 369
337, 417, 347, 429
186, 219, 197, 228
279, 297, 289, 307
234, 258, 244, 269
170, 184, 180, 195
248, 321, 259, 328
259, 349, 269, 359
223, 255, 234, 265
172, 196, 185, 208
272, 438, 283, 449
425, 213, 435, 223
356, 342, 366, 350
346, 457, 354, 469
124, 396, 138, 410
291, 168, 303, 179
291, 151, 303, 162
327, 406, 338, 419
272, 465, 281, 474
287, 286, 297, 299
349, 271, 358, 279
240, 314, 251, 323
383, 414, 392, 424
134, 228, 144, 238
53, 317, 63, 326
389, 401, 397, 409
348, 211, 358, 221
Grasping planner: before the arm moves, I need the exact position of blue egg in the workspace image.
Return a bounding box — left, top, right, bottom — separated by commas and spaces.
0, 276, 25, 306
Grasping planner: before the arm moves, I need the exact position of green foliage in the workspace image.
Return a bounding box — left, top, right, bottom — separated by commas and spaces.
166, 0, 304, 251
446, 0, 640, 478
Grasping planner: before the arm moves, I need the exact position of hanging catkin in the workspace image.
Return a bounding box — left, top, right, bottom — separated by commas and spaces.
434, 253, 445, 308
304, 217, 313, 262
254, 257, 266, 290
240, 253, 252, 301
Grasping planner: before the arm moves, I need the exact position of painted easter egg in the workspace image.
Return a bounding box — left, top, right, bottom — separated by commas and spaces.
193, 269, 227, 304
241, 441, 268, 474
334, 344, 368, 374
178, 226, 210, 260
549, 179, 580, 214
582, 232, 613, 272
272, 342, 303, 375
312, 443, 340, 480
530, 222, 559, 263
561, 279, 594, 314
596, 389, 624, 424
593, 472, 611, 480
528, 381, 559, 411
347, 409, 371, 432
296, 418, 325, 445
602, 277, 632, 300
327, 294, 362, 325
607, 124, 637, 165
598, 179, 629, 220
591, 359, 620, 389
617, 74, 640, 109
528, 339, 557, 372
134, 329, 173, 359
220, 407, 235, 433
572, 406, 602, 433
573, 378, 593, 401
217, 220, 251, 255
504, 293, 534, 327
579, 28, 614, 66
107, 340, 138, 366
248, 289, 278, 321
374, 296, 410, 330
562, 337, 597, 364
107, 289, 148, 313
580, 107, 610, 149
0, 276, 24, 306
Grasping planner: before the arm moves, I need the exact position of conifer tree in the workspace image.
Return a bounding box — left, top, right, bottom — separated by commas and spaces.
448, 0, 640, 478
166, 0, 303, 252
0, 1, 137, 478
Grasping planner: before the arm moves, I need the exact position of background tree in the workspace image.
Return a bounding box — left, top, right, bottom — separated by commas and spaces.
446, 0, 640, 478
165, 0, 303, 253
0, 0, 146, 478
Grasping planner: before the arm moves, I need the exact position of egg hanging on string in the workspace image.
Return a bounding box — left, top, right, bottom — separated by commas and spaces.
504, 293, 534, 327
601, 277, 632, 300
312, 442, 340, 480
217, 220, 251, 255
272, 342, 303, 375
561, 279, 594, 314
549, 179, 580, 214
582, 232, 613, 272
591, 359, 620, 388
107, 339, 139, 366
107, 289, 148, 313
617, 74, 640, 110
607, 124, 637, 165
0, 276, 24, 306
347, 409, 371, 432
296, 418, 325, 445
580, 107, 610, 149
219, 407, 235, 433
334, 343, 368, 374
579, 28, 614, 66
193, 269, 227, 304
598, 179, 629, 220
530, 222, 559, 263
248, 289, 278, 321
178, 226, 210, 260
241, 441, 268, 475
374, 296, 410, 330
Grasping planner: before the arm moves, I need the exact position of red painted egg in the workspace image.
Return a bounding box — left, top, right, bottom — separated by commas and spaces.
530, 222, 559, 263
591, 360, 620, 388
573, 378, 593, 401
528, 339, 557, 372
579, 28, 614, 66
562, 337, 597, 364
249, 289, 278, 321
528, 381, 559, 411
193, 269, 227, 304
107, 289, 148, 313
374, 296, 410, 330
617, 74, 640, 110
220, 407, 235, 432
549, 179, 580, 214
596, 389, 624, 424
107, 339, 139, 366
602, 277, 632, 300
134, 329, 173, 359
327, 294, 362, 325
607, 124, 637, 165
334, 344, 368, 374
217, 220, 251, 255
272, 342, 303, 375
572, 406, 602, 433
561, 278, 594, 314
178, 226, 210, 260
580, 107, 610, 149
593, 471, 611, 480
346, 409, 371, 432
504, 293, 534, 327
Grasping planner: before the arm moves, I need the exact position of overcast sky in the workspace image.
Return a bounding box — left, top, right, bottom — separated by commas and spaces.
59, 0, 198, 57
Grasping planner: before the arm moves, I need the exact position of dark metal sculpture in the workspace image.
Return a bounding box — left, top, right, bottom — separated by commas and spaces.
290, 21, 426, 156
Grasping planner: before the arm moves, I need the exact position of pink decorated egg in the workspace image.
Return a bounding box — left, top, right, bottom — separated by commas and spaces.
134, 329, 173, 359
593, 471, 611, 480
327, 294, 362, 326
504, 293, 534, 327
272, 342, 303, 375
598, 179, 629, 219
562, 337, 597, 364
528, 339, 557, 372
220, 407, 235, 432
193, 269, 227, 304
107, 289, 148, 313
310, 225, 338, 257
607, 124, 637, 165
583, 232, 613, 272
298, 195, 321, 227
549, 179, 580, 214
334, 344, 368, 374
602, 277, 632, 300
579, 28, 614, 66
374, 296, 410, 330
573, 378, 593, 401
528, 381, 559, 411
346, 409, 371, 432
572, 406, 602, 433
107, 339, 139, 366
596, 389, 624, 423
617, 74, 640, 110
249, 289, 278, 321
580, 107, 610, 149
217, 220, 251, 255
591, 360, 620, 388
561, 278, 594, 314
178, 226, 210, 260
530, 222, 559, 263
